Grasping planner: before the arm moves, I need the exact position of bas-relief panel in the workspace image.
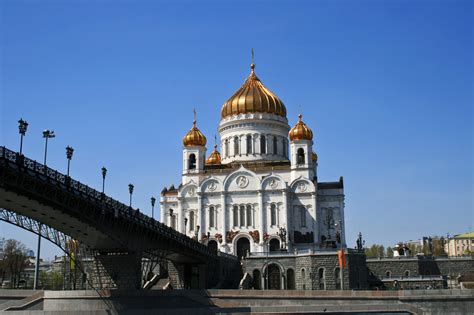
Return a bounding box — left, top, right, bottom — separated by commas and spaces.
226, 174, 259, 191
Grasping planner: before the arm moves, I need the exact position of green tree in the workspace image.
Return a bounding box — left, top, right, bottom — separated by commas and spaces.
365, 244, 386, 258
39, 271, 49, 289
386, 246, 394, 258
51, 271, 63, 290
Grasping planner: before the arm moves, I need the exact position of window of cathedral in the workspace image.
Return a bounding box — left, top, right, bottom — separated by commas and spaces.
189, 211, 195, 231
209, 206, 215, 228
270, 204, 277, 226
283, 139, 288, 158
297, 148, 305, 165
239, 205, 245, 227
318, 268, 326, 290
301, 268, 306, 290
385, 270, 391, 278
273, 136, 277, 155
261, 135, 266, 154
335, 267, 341, 290
234, 137, 239, 155
246, 135, 252, 154
233, 206, 238, 227
300, 207, 306, 227
188, 154, 196, 169
246, 205, 252, 227
225, 139, 229, 158
404, 270, 410, 277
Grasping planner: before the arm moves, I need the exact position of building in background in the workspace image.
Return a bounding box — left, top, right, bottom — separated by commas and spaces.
445, 232, 474, 257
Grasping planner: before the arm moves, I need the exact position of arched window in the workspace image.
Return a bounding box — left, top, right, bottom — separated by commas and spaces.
301, 268, 306, 290
270, 204, 277, 226
260, 135, 266, 154
318, 268, 325, 290
300, 207, 306, 227
188, 154, 196, 169
404, 270, 410, 277
234, 137, 239, 155
246, 205, 252, 226
233, 206, 238, 227
189, 211, 195, 231
297, 148, 305, 165
386, 270, 391, 278
246, 135, 252, 154
209, 206, 215, 228
273, 136, 277, 155
225, 139, 229, 158
239, 205, 245, 227
335, 267, 341, 290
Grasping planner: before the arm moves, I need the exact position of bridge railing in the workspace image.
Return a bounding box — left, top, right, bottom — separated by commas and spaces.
0, 146, 217, 257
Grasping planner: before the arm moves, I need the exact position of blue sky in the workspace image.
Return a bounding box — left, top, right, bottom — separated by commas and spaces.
1, 0, 472, 259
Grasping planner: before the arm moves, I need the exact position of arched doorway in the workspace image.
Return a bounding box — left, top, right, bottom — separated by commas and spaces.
265, 263, 281, 290
287, 269, 295, 290
269, 238, 280, 252
236, 237, 250, 259
208, 240, 218, 254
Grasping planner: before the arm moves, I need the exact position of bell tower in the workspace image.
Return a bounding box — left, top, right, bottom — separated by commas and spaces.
289, 114, 315, 181
182, 110, 207, 183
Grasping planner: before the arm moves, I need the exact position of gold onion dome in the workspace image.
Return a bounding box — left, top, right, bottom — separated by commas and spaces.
206, 144, 221, 165
183, 118, 207, 147
289, 114, 313, 141
221, 63, 287, 119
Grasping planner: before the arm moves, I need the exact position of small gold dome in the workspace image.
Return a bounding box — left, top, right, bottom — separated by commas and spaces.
312, 152, 318, 162
221, 64, 287, 119
206, 144, 221, 165
289, 114, 313, 141
183, 119, 207, 147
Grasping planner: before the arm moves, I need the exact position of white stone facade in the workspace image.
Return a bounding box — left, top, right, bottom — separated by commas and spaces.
160, 68, 346, 257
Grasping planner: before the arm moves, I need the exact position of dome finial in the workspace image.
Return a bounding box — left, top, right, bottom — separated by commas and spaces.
298, 113, 303, 121
250, 48, 255, 71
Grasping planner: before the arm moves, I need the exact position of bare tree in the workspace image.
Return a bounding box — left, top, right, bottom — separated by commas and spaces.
3, 239, 28, 288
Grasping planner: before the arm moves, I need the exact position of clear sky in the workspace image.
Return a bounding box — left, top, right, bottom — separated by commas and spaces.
1, 0, 472, 260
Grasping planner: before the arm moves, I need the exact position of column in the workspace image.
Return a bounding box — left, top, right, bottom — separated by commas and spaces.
160, 201, 165, 223
198, 193, 203, 241
178, 198, 184, 234
258, 190, 264, 245
311, 192, 318, 244
221, 192, 226, 246
282, 190, 289, 247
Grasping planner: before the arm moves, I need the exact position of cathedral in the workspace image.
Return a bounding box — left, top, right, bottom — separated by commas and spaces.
160, 61, 346, 259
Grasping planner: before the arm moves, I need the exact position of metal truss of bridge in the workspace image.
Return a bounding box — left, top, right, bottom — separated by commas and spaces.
0, 146, 239, 290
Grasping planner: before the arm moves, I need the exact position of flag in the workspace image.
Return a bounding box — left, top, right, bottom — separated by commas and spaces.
337, 250, 347, 268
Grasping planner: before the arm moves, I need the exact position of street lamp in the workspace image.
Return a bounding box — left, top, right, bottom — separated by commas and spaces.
18, 119, 28, 155
128, 184, 134, 207
195, 225, 200, 240
65, 146, 74, 177
184, 217, 188, 233
101, 167, 107, 194
150, 197, 156, 219
42, 130, 55, 166
207, 231, 211, 245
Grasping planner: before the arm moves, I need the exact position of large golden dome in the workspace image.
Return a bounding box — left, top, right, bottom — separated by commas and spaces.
183, 118, 207, 147
289, 114, 313, 141
206, 144, 221, 165
221, 64, 287, 119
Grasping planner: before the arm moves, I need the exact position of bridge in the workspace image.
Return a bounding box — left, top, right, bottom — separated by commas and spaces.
0, 146, 239, 290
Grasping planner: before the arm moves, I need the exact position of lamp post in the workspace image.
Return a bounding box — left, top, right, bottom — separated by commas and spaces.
101, 167, 107, 194
34, 129, 55, 290
42, 130, 55, 166
184, 217, 188, 234
207, 231, 211, 245
18, 119, 28, 155
128, 184, 134, 207
65, 146, 74, 177
150, 197, 156, 219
